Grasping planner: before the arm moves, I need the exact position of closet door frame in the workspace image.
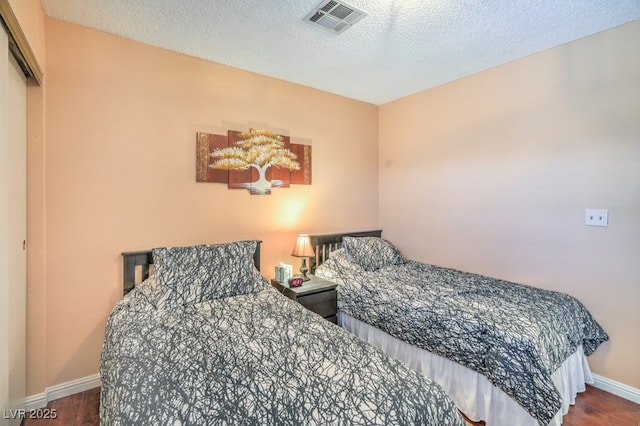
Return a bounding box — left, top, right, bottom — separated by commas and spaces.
0, 1, 42, 422
1, 21, 28, 425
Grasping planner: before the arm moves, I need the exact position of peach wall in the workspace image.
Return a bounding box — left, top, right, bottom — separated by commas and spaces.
26, 82, 46, 395
30, 17, 378, 391
379, 20, 640, 388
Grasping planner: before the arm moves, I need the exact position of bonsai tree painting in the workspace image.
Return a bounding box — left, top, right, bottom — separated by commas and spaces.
210, 129, 300, 194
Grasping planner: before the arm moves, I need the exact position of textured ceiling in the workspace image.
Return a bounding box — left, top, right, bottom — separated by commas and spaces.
40, 0, 640, 105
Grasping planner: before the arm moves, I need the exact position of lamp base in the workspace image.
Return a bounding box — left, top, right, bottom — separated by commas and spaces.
299, 258, 310, 281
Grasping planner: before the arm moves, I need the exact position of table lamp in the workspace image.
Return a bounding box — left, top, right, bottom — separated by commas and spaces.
291, 234, 315, 281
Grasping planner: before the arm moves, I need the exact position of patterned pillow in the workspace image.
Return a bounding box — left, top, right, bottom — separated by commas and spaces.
315, 248, 364, 283
136, 274, 158, 302
342, 236, 404, 272
151, 240, 266, 310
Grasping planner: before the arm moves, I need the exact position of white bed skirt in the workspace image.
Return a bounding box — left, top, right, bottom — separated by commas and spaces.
338, 311, 594, 426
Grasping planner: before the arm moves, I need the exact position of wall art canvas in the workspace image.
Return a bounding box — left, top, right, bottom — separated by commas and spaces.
196, 129, 311, 194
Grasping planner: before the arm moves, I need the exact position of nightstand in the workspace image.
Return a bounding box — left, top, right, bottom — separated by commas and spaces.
271, 274, 338, 324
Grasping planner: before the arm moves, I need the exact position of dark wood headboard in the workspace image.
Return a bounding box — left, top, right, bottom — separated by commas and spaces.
309, 230, 382, 273
121, 242, 262, 296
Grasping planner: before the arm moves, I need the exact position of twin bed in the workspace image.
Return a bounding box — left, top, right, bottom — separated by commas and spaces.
310, 230, 608, 426
100, 232, 608, 425
100, 240, 465, 425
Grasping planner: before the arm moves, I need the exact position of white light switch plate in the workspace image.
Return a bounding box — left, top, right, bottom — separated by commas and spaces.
585, 209, 608, 227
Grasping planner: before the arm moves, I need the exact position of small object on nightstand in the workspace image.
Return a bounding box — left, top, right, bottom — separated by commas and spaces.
288, 277, 304, 288
275, 263, 293, 283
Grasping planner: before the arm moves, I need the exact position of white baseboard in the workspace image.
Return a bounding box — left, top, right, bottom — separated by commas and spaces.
23, 373, 101, 411
592, 373, 640, 404
22, 372, 639, 412
23, 393, 47, 412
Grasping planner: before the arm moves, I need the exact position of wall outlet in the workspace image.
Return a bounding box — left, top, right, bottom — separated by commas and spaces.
585, 209, 608, 227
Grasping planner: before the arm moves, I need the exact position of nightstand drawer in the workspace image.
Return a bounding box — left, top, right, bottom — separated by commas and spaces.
298, 289, 337, 318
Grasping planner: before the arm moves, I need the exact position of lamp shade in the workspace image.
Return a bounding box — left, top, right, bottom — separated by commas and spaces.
291, 234, 315, 258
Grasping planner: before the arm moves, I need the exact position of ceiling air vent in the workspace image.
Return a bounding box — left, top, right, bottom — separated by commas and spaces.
304, 0, 367, 34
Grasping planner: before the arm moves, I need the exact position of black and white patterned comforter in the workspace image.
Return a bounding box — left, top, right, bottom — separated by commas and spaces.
316, 246, 608, 426
100, 285, 466, 425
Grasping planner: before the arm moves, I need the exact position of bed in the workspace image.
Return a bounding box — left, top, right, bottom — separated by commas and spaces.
100, 239, 466, 425
310, 231, 609, 426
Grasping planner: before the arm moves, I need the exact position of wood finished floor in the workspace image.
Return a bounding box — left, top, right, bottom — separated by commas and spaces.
22, 385, 640, 425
